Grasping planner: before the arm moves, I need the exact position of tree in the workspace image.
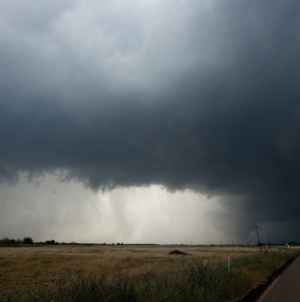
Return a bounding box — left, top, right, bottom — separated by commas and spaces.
2, 238, 9, 245
0, 238, 17, 245
7, 239, 16, 245
23, 237, 34, 245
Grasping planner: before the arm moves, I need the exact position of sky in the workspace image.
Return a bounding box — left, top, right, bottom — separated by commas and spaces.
0, 0, 300, 244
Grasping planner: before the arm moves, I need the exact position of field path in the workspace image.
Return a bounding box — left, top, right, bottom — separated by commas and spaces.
258, 252, 300, 302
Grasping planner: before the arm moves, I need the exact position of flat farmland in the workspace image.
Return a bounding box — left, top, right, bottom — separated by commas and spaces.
0, 244, 270, 285
1, 245, 299, 301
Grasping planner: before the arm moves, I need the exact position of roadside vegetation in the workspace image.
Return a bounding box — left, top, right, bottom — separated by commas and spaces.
0, 244, 299, 301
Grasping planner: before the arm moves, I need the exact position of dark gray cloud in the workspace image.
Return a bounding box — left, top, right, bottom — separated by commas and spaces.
1, 0, 300, 241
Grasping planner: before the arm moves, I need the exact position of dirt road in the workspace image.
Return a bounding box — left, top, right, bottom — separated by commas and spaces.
258, 252, 300, 302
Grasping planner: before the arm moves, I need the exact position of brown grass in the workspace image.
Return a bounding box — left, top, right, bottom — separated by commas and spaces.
0, 245, 271, 286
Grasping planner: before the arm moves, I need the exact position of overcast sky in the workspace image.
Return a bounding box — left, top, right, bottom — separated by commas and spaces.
1, 0, 300, 244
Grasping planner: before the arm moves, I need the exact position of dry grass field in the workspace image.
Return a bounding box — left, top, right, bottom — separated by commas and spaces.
0, 244, 268, 286
1, 245, 298, 301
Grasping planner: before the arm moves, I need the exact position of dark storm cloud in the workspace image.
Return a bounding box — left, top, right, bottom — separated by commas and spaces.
1, 0, 300, 240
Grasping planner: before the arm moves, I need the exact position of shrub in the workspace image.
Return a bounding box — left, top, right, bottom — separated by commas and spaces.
23, 237, 34, 245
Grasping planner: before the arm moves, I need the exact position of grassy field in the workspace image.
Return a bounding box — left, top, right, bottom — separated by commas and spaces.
0, 245, 269, 282
0, 245, 298, 301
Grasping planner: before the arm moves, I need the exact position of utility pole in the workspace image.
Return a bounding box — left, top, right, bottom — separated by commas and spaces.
256, 227, 261, 251
236, 226, 239, 250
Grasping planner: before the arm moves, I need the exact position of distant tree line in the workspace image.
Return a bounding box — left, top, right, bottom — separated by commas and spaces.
11, 238, 299, 246
45, 240, 58, 245
0, 237, 34, 246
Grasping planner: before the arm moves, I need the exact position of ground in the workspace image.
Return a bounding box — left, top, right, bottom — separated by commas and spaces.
0, 244, 269, 286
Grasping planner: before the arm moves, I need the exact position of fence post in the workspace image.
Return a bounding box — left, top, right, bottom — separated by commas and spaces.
228, 256, 230, 275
